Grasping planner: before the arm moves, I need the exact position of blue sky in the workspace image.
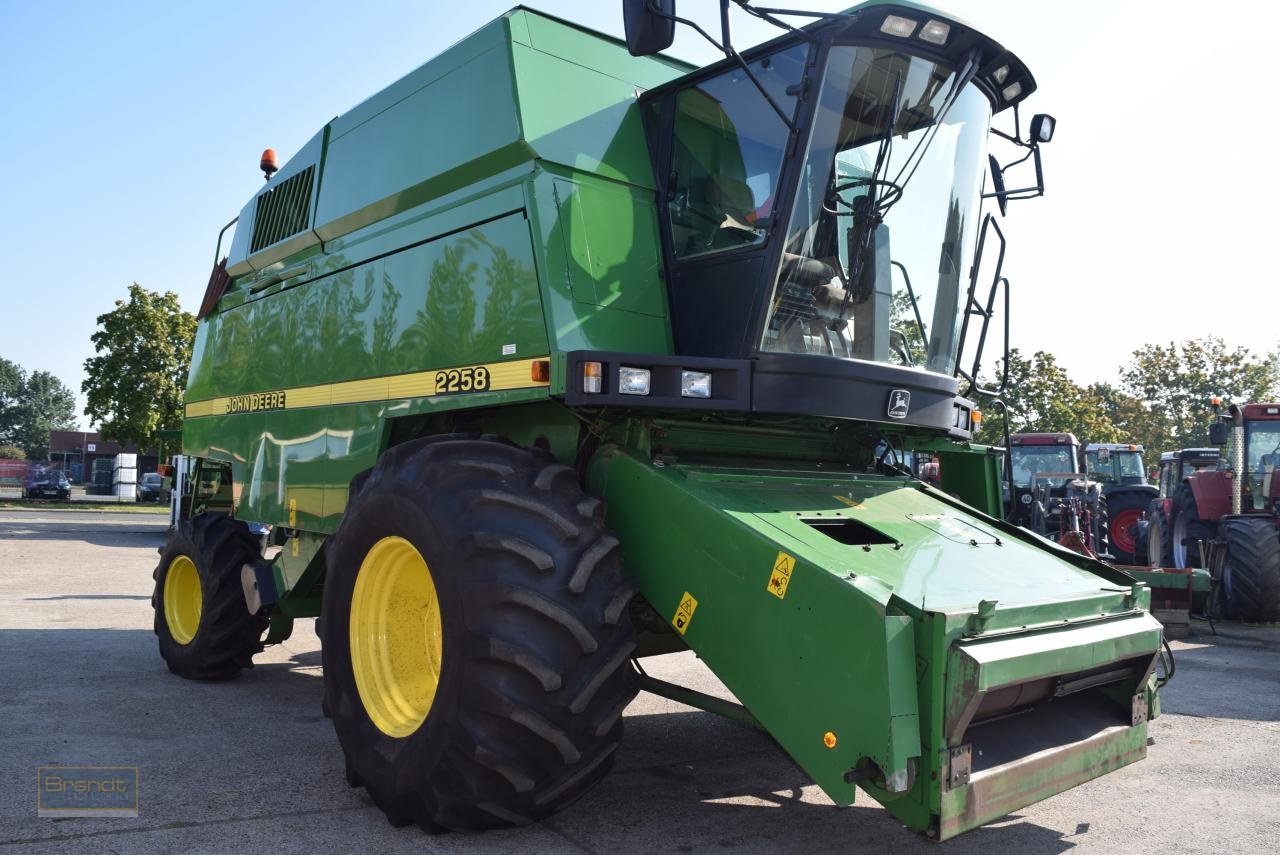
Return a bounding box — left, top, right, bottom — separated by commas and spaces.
2, 1, 1276, 428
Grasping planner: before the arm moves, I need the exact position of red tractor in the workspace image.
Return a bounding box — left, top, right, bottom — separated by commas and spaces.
1166, 402, 1280, 621
1007, 433, 1109, 556
1144, 448, 1222, 567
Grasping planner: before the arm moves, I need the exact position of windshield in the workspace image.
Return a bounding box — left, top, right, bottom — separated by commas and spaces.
1010, 446, 1077, 488
1243, 420, 1280, 508
761, 44, 990, 373
1246, 421, 1280, 472
1085, 450, 1145, 485
143, 473, 162, 485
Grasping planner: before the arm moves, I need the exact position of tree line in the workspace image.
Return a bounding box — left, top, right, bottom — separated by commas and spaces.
973, 337, 1280, 453
0, 358, 77, 460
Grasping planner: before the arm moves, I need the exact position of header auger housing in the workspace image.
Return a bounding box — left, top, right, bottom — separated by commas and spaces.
159, 2, 1163, 840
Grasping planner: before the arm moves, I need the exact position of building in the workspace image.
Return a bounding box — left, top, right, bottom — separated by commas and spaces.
47, 431, 158, 485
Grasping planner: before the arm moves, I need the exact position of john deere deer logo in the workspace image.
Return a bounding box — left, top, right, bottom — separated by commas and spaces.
887, 389, 911, 419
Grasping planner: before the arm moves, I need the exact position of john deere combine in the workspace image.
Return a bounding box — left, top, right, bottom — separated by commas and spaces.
158, 1, 1165, 839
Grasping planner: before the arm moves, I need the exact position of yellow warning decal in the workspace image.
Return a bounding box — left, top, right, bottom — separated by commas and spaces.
671, 592, 698, 635
833, 495, 862, 508
184, 356, 550, 419
767, 551, 796, 600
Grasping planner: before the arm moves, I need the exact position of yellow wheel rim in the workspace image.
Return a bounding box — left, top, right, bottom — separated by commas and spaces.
164, 555, 202, 645
350, 536, 444, 738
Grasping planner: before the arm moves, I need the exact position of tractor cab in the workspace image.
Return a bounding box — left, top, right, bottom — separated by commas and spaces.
1155, 449, 1220, 501
1209, 403, 1280, 514
1008, 432, 1081, 491
632, 3, 1049, 437
1085, 443, 1147, 491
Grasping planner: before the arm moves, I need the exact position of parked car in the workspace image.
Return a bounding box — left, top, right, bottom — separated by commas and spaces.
23, 468, 71, 502
137, 472, 170, 503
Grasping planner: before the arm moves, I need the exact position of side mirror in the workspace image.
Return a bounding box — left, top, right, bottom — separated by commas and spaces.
1030, 113, 1055, 144
623, 0, 676, 57
1209, 421, 1229, 445
987, 153, 1008, 216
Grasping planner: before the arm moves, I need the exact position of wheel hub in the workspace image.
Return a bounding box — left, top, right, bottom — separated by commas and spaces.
349, 536, 443, 738
1110, 509, 1143, 556
164, 555, 202, 645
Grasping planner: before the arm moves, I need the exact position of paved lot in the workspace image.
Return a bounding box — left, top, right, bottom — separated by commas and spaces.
1, 510, 1278, 854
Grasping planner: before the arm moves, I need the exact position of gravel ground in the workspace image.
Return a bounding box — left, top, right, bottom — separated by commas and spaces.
1, 510, 1277, 854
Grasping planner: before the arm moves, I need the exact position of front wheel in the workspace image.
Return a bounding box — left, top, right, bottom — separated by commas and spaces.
152, 513, 268, 679
1219, 516, 1280, 622
322, 437, 639, 831
1105, 492, 1151, 565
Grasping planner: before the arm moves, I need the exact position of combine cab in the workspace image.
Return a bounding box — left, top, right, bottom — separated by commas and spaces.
1085, 443, 1155, 564
154, 2, 1166, 841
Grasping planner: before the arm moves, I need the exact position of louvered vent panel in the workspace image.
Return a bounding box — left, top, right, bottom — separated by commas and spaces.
250, 165, 314, 253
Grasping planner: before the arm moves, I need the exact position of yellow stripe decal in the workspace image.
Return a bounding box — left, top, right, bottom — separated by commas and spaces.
184, 357, 550, 419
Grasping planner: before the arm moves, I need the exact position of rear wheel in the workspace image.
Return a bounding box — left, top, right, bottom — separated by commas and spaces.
1170, 484, 1207, 569
322, 436, 639, 831
1219, 516, 1280, 622
152, 513, 268, 679
1147, 501, 1172, 567
1105, 492, 1150, 565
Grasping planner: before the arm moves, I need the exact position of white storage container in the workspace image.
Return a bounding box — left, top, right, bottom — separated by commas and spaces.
113, 453, 137, 469
116, 482, 137, 500
113, 470, 137, 486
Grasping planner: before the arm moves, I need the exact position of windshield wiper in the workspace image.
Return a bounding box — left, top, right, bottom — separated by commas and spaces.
827, 71, 902, 330
826, 52, 982, 334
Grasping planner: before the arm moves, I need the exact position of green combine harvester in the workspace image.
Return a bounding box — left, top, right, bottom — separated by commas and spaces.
157, 0, 1167, 839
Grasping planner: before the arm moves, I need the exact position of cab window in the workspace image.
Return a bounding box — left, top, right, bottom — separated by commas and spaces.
667, 44, 808, 259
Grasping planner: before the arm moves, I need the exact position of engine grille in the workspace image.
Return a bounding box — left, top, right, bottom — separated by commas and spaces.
250, 165, 314, 253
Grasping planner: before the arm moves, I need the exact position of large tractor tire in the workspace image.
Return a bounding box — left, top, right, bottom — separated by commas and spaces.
1219, 516, 1280, 623
1169, 484, 1208, 569
1105, 491, 1150, 565
322, 436, 639, 832
152, 513, 268, 679
1146, 501, 1172, 567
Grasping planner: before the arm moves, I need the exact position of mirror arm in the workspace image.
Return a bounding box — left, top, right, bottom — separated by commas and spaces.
653, 1, 796, 131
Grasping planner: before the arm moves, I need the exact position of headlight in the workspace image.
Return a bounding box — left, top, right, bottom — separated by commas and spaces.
618, 366, 651, 395
680, 370, 712, 399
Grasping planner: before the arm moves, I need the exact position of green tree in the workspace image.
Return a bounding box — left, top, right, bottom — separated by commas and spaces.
1119, 336, 1280, 449
0, 443, 25, 460
975, 349, 1119, 446
82, 284, 196, 448
15, 371, 77, 459
0, 357, 25, 446
0, 358, 77, 459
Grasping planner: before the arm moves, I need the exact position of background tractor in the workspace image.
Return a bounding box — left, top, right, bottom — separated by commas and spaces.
1007, 432, 1109, 556
1084, 443, 1156, 565
154, 1, 1166, 841
1166, 403, 1280, 620
1144, 448, 1221, 567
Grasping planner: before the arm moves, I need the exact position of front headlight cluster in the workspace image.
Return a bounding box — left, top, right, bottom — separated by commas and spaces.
582, 362, 712, 399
